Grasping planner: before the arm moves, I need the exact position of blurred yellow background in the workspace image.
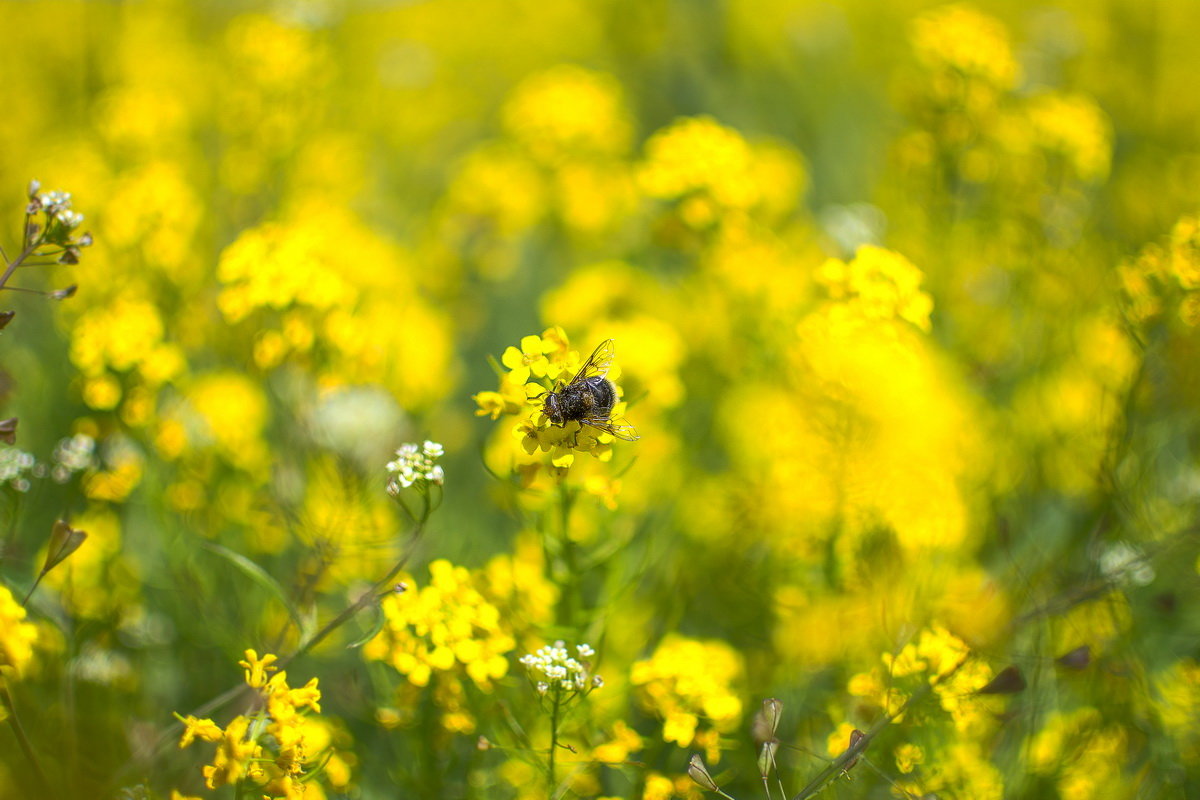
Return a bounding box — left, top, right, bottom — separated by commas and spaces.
1, 1, 1199, 798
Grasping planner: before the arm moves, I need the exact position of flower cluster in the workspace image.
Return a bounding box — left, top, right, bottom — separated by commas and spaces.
910, 4, 1018, 91
0, 447, 36, 492
0, 433, 99, 492
385, 440, 445, 494
364, 560, 523, 734
26, 182, 93, 262
52, 433, 97, 479
35, 189, 85, 232
364, 559, 514, 689
174, 650, 347, 797
501, 64, 633, 163
474, 328, 634, 484
814, 245, 934, 332
13, 182, 91, 281
638, 115, 806, 230
1120, 214, 1200, 328
519, 641, 602, 695
631, 635, 745, 758
0, 585, 38, 676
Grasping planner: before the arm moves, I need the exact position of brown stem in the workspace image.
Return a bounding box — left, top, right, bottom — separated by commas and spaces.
0, 236, 43, 292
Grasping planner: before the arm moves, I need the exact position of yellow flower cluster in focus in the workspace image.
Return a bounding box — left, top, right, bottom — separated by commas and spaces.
175, 650, 350, 798
363, 559, 515, 690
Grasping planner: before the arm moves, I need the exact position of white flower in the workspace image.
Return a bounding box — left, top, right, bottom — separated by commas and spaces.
386, 440, 445, 492
520, 641, 601, 695
1100, 541, 1155, 586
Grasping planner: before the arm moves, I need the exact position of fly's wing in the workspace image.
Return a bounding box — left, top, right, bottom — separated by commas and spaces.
569, 339, 616, 384
585, 415, 640, 441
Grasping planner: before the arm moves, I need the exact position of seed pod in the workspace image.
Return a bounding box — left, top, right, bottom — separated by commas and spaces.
977, 666, 1026, 694
687, 754, 719, 792
1056, 645, 1091, 671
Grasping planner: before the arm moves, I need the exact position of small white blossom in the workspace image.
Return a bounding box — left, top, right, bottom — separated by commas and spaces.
386, 440, 445, 495
38, 190, 84, 229
1100, 541, 1155, 586
53, 433, 96, 479
520, 640, 601, 695
0, 447, 37, 491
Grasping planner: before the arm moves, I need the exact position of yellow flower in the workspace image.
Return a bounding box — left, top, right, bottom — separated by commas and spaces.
473, 371, 528, 419
502, 334, 558, 383
481, 331, 635, 486
1026, 91, 1112, 181
816, 246, 933, 332
826, 722, 859, 759
639, 116, 759, 211
176, 714, 224, 747
894, 743, 924, 774
593, 720, 644, 764
643, 773, 677, 800
911, 4, 1018, 89
502, 64, 633, 163
239, 649, 279, 689
0, 585, 38, 676
202, 715, 258, 789
363, 559, 516, 693
1154, 658, 1200, 762
632, 635, 744, 752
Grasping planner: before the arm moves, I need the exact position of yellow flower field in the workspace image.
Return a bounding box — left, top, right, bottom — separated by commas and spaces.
1, 1, 1199, 798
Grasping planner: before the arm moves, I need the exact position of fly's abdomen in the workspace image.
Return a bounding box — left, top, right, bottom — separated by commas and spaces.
584, 376, 617, 416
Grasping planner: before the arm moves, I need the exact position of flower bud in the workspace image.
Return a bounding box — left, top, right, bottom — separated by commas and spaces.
1056, 645, 1090, 671
977, 665, 1025, 694
0, 417, 17, 445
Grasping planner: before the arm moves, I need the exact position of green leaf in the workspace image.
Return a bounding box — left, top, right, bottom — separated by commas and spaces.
344, 601, 387, 649
200, 542, 308, 639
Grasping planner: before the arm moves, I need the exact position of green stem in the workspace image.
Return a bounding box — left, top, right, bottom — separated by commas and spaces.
1, 681, 56, 799
280, 521, 425, 668
549, 689, 561, 793
789, 656, 967, 800
556, 482, 578, 626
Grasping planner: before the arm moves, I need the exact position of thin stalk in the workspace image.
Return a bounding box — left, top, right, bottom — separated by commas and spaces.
278, 521, 425, 669
548, 689, 561, 793
0, 233, 43, 291
20, 573, 43, 607
789, 655, 968, 800
555, 481, 579, 626
1, 681, 57, 799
